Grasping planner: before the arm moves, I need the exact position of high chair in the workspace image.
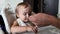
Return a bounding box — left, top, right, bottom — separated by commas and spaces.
1, 8, 16, 34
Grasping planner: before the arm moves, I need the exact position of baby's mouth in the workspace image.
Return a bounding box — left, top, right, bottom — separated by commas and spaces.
23, 20, 28, 23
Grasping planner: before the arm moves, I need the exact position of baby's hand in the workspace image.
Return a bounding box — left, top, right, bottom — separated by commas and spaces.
27, 26, 38, 33
32, 26, 38, 33
27, 26, 33, 32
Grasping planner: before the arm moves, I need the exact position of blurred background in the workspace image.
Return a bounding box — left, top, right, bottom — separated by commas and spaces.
0, 0, 60, 34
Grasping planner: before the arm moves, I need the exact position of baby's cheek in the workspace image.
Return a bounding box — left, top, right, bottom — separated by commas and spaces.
22, 17, 28, 22
19, 15, 25, 20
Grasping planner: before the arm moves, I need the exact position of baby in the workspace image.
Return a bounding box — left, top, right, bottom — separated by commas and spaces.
10, 2, 37, 33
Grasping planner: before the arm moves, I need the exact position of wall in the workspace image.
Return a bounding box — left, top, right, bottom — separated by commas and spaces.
0, 0, 23, 14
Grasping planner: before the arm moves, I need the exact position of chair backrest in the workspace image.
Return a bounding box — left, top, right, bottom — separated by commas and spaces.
1, 8, 16, 33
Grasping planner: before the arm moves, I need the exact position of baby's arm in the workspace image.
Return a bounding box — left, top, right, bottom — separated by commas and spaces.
10, 20, 33, 33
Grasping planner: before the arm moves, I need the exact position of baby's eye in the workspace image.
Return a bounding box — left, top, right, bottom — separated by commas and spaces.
23, 13, 26, 15
28, 12, 32, 16
29, 14, 31, 16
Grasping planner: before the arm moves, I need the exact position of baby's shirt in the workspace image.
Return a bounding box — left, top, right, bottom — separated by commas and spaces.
17, 18, 27, 26
17, 18, 34, 26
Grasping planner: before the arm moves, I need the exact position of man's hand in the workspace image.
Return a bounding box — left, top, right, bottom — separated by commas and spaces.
29, 13, 59, 27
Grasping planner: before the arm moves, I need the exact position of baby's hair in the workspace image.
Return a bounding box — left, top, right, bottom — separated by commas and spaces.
15, 2, 32, 14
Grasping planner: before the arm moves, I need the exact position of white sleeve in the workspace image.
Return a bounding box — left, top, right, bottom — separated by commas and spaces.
17, 19, 27, 26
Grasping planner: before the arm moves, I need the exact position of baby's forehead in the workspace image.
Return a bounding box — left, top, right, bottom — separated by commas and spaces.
17, 5, 30, 10
17, 5, 25, 9
17, 5, 31, 13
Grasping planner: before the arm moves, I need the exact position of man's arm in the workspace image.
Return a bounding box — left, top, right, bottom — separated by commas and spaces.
29, 13, 60, 29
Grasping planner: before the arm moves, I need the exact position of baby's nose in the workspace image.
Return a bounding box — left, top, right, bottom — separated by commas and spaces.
26, 14, 29, 18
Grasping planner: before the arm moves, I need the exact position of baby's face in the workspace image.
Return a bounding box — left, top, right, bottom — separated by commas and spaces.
17, 6, 31, 22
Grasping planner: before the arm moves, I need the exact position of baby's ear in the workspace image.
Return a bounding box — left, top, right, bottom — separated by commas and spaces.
16, 13, 19, 18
